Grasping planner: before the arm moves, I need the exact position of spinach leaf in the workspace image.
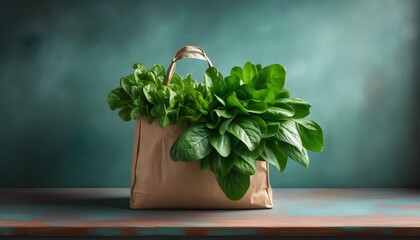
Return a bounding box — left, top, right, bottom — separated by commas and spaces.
213, 153, 236, 176
275, 121, 303, 151
200, 155, 210, 172
261, 104, 295, 120
107, 88, 131, 110
242, 62, 257, 84
226, 92, 249, 114
295, 119, 324, 152
233, 140, 265, 162
209, 133, 231, 157
231, 66, 243, 80
170, 123, 213, 161
227, 117, 261, 151
260, 140, 288, 172
216, 169, 250, 201
225, 75, 241, 92
219, 116, 235, 135
234, 156, 257, 175
246, 100, 268, 114
252, 64, 286, 91
261, 122, 280, 138
276, 98, 311, 118
281, 142, 309, 168
118, 107, 132, 121
205, 67, 227, 97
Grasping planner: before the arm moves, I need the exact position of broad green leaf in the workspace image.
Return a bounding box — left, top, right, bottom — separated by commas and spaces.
219, 117, 235, 135
213, 154, 235, 176
227, 118, 261, 151
207, 152, 216, 172
118, 107, 132, 121
261, 103, 295, 120
143, 84, 158, 104
206, 118, 220, 129
107, 87, 131, 110
295, 119, 324, 152
276, 98, 311, 118
130, 107, 140, 119
212, 109, 233, 118
204, 67, 227, 96
275, 89, 290, 99
249, 115, 267, 134
231, 66, 243, 80
199, 156, 210, 172
194, 91, 209, 115
233, 140, 265, 161
214, 94, 225, 106
132, 63, 148, 73
246, 100, 268, 114
226, 92, 248, 114
165, 87, 177, 108
120, 75, 137, 97
170, 123, 213, 161
262, 122, 280, 138
159, 115, 170, 128
234, 156, 257, 175
225, 75, 241, 91
130, 86, 141, 99
170, 73, 183, 87
209, 133, 232, 157
216, 169, 250, 200
260, 140, 288, 172
253, 64, 286, 90
252, 89, 276, 101
151, 64, 165, 77
243, 62, 257, 84
281, 142, 309, 168
237, 84, 254, 99
276, 121, 303, 151
182, 75, 197, 92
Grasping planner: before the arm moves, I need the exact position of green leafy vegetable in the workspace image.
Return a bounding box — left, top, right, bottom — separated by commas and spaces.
170, 123, 213, 161
227, 117, 261, 151
107, 64, 210, 127
216, 169, 250, 201
209, 133, 231, 157
108, 60, 324, 201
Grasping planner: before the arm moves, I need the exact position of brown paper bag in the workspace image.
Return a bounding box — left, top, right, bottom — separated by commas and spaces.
129, 46, 273, 209
130, 116, 273, 209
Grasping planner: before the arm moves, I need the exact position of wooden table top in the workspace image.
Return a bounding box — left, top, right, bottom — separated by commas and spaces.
0, 188, 419, 237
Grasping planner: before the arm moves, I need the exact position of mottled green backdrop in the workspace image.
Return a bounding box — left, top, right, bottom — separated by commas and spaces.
1, 0, 419, 187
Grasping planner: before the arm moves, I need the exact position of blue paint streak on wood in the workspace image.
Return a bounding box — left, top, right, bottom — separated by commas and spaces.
207, 228, 260, 236
272, 189, 420, 217
181, 221, 218, 227
382, 228, 395, 235
137, 227, 185, 236
285, 200, 420, 217
0, 213, 40, 221
342, 226, 365, 233
0, 227, 12, 236
1, 189, 419, 237
94, 227, 121, 236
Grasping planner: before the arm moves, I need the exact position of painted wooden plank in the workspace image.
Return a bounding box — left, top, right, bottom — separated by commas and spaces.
0, 188, 419, 237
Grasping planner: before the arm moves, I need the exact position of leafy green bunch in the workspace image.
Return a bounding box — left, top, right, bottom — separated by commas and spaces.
107, 63, 210, 127
108, 62, 324, 201
169, 62, 324, 200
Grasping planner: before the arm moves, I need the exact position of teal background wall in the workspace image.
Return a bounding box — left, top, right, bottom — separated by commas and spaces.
0, 0, 419, 187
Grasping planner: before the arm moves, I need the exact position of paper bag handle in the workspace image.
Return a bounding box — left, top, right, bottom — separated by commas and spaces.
165, 46, 213, 84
